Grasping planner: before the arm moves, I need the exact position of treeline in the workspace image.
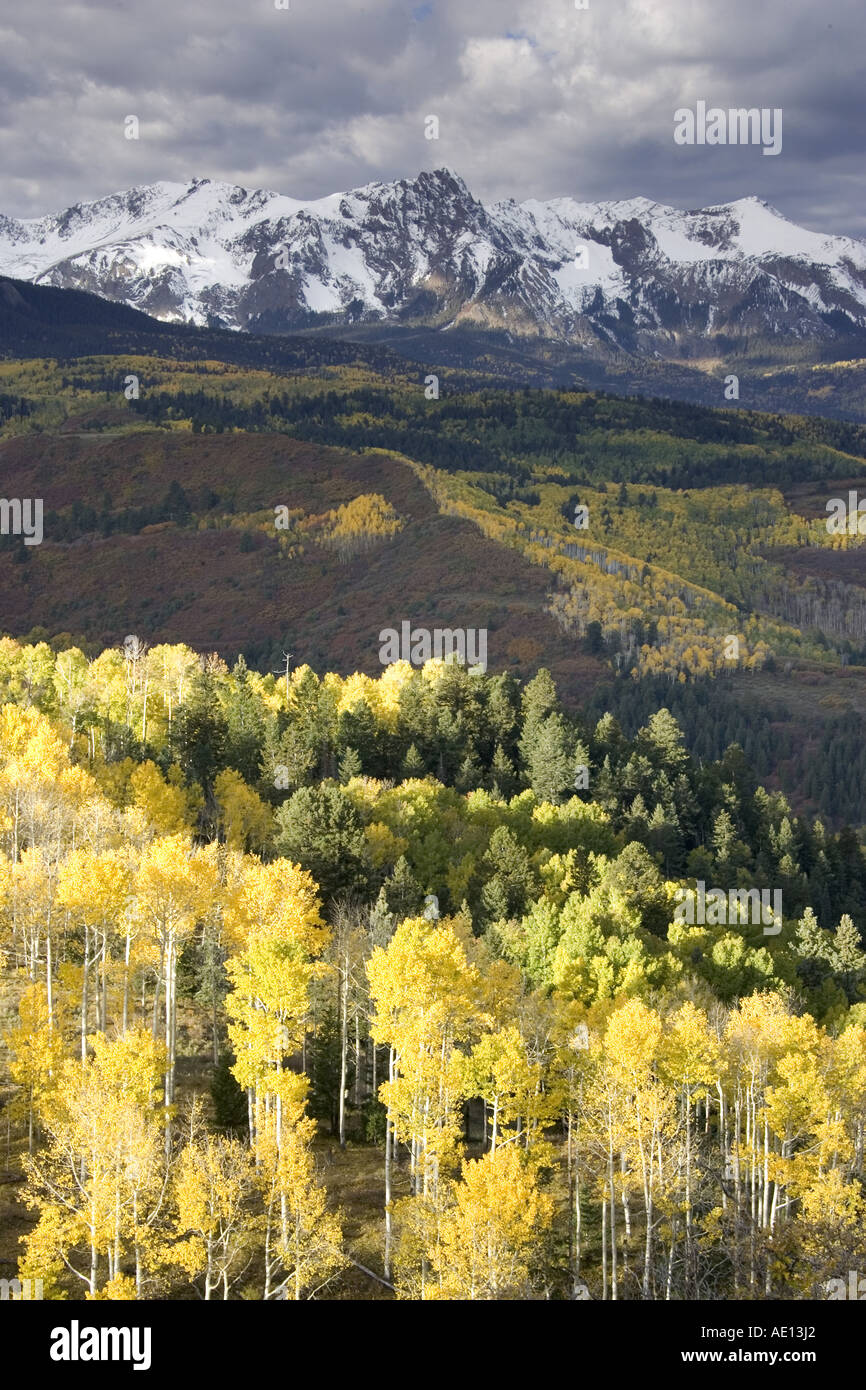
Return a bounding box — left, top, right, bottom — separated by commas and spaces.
587, 675, 866, 831
113, 378, 866, 489
0, 635, 864, 956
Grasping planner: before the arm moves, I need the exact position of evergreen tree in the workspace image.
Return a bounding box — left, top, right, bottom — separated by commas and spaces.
637, 708, 689, 777
485, 673, 520, 753
337, 700, 380, 776
173, 669, 229, 803
794, 906, 831, 989
712, 809, 738, 868
368, 886, 396, 948
518, 668, 558, 773
220, 656, 265, 786
490, 743, 517, 799
384, 855, 425, 920
274, 783, 369, 899
455, 751, 483, 793
402, 742, 426, 779
338, 746, 363, 784
480, 827, 536, 924
526, 713, 573, 804
605, 841, 671, 937
830, 914, 866, 1000
646, 801, 683, 874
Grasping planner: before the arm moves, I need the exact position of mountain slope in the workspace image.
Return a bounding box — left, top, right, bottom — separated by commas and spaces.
0, 273, 416, 377
3, 369, 866, 822
3, 169, 866, 356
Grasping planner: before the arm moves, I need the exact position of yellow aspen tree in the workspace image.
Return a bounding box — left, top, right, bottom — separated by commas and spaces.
830, 1024, 866, 1178
134, 835, 219, 1147
5, 981, 69, 1152
462, 1024, 552, 1157
601, 999, 669, 1300
173, 1107, 255, 1301
551, 996, 598, 1292
222, 857, 341, 1300
225, 857, 328, 1152
254, 1079, 346, 1301
793, 1168, 866, 1296
197, 845, 244, 1068
0, 705, 99, 865
367, 915, 485, 1279
759, 1014, 835, 1294
10, 848, 59, 1020
129, 761, 199, 836
58, 848, 133, 1054
19, 1029, 165, 1298
324, 897, 370, 1149
213, 769, 272, 854
723, 992, 790, 1293
0, 705, 67, 862
425, 1146, 553, 1300
658, 1002, 723, 1300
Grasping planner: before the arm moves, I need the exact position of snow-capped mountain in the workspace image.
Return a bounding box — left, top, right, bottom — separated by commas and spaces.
2, 168, 865, 354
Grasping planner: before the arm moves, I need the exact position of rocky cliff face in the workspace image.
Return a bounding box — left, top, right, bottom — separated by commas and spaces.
3, 168, 865, 355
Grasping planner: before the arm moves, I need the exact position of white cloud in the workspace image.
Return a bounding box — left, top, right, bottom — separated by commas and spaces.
0, 0, 862, 236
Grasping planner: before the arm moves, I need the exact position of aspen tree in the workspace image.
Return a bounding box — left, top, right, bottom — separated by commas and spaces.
213, 768, 271, 853
723, 993, 790, 1292
10, 848, 59, 1011
426, 1147, 553, 1300
658, 1002, 722, 1299
19, 1030, 165, 1297
600, 999, 668, 1300
173, 1107, 255, 1301
225, 857, 328, 1153
58, 849, 132, 1055
368, 915, 482, 1188
462, 1025, 550, 1156
551, 996, 596, 1291
254, 1083, 346, 1300
223, 860, 342, 1298
134, 835, 219, 1148
130, 761, 198, 835
326, 897, 370, 1148
6, 982, 69, 1152
830, 1024, 866, 1175
368, 916, 484, 1277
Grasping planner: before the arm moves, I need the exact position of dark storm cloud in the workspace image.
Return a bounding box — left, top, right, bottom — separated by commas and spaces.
0, 0, 863, 236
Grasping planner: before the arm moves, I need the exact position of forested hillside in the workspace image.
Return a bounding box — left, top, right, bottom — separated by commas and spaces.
6, 274, 866, 425
2, 354, 866, 824
1, 638, 865, 1301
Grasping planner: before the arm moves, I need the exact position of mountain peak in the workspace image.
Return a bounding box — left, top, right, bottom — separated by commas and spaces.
1, 170, 864, 349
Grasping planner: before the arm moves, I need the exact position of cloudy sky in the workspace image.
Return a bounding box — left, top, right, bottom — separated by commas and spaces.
1, 0, 863, 235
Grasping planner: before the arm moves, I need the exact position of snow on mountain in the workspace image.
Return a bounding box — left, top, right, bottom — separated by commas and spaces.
2, 168, 865, 353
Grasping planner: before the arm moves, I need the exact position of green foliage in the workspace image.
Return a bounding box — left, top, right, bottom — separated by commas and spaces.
274, 784, 370, 899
